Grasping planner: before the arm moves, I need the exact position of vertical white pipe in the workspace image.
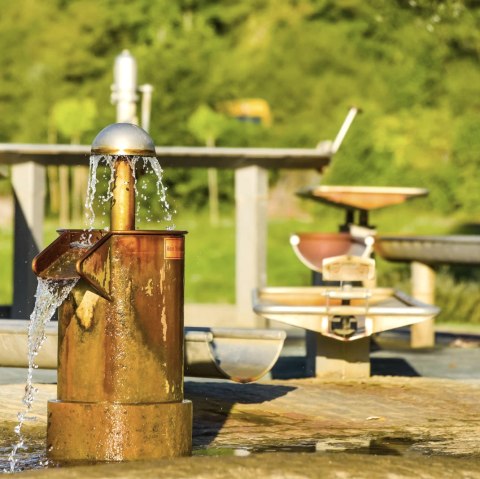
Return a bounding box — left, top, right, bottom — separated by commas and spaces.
111, 50, 138, 124
139, 84, 154, 133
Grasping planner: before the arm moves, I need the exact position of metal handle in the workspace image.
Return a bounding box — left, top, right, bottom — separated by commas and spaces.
330, 107, 361, 154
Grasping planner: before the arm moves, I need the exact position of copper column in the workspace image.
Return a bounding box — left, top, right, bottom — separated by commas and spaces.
34, 123, 192, 461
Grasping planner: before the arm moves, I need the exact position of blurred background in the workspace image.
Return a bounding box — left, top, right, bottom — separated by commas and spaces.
0, 0, 480, 324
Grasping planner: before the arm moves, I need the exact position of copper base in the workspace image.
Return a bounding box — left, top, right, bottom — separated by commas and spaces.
47, 399, 192, 461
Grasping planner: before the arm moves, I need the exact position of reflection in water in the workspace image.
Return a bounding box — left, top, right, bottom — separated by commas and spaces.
192, 436, 417, 457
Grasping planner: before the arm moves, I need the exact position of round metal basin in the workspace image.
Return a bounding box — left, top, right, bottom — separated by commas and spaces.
290, 232, 365, 272
375, 235, 480, 265
297, 186, 428, 211
184, 328, 286, 383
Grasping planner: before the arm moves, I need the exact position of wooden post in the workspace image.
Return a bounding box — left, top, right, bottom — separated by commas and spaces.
235, 166, 268, 327
59, 165, 69, 225
307, 334, 371, 379
11, 162, 45, 318
411, 261, 436, 348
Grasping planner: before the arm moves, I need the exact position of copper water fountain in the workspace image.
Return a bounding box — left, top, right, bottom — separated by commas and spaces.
32, 123, 192, 461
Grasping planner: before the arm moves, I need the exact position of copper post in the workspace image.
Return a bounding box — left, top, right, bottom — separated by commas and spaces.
111, 159, 135, 231
32, 123, 192, 462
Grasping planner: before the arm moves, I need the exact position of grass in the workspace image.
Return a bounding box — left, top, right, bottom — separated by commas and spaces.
2, 202, 480, 325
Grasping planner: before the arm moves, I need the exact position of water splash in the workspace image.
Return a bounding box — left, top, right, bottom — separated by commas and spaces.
84, 155, 101, 235
142, 156, 174, 228
5, 278, 78, 473
83, 154, 175, 231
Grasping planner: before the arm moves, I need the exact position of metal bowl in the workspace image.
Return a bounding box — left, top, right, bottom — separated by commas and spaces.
297, 185, 428, 211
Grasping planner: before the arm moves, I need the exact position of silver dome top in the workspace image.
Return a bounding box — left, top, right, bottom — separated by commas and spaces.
91, 123, 156, 156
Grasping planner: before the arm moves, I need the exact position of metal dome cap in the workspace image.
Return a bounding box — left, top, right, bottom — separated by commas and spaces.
91, 123, 156, 156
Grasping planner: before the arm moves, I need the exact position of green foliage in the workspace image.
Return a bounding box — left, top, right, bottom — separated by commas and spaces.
0, 0, 479, 212
451, 115, 480, 213
52, 97, 97, 143
187, 104, 228, 146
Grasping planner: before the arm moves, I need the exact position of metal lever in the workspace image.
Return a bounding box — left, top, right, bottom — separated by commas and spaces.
331, 106, 361, 154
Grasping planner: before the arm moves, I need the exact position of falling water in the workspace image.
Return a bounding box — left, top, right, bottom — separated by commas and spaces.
84, 154, 175, 232
143, 156, 174, 226
6, 278, 78, 473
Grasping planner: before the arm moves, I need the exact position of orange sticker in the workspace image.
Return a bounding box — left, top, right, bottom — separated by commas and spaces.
164, 237, 184, 259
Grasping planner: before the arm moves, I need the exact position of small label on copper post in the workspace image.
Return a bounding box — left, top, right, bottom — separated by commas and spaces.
164, 238, 184, 259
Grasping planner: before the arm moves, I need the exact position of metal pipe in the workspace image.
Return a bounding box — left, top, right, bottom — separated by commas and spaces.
111, 50, 138, 124
111, 160, 135, 231
139, 84, 154, 133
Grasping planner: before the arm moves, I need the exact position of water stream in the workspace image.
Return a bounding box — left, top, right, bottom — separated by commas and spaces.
5, 278, 78, 473
85, 154, 174, 235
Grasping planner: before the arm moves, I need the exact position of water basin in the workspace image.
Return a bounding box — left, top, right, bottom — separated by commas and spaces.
253, 286, 439, 341
290, 232, 366, 273
297, 186, 428, 211
376, 235, 480, 265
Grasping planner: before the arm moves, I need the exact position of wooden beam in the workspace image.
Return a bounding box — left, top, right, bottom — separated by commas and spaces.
0, 143, 331, 170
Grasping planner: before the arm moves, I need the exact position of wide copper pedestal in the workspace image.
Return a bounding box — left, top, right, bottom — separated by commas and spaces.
34, 229, 192, 461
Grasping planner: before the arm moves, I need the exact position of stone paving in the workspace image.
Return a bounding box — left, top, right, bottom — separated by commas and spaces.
1, 373, 480, 477
1, 330, 480, 477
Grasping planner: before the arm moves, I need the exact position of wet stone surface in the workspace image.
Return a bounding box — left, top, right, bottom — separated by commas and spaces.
7, 452, 480, 479
1, 375, 480, 476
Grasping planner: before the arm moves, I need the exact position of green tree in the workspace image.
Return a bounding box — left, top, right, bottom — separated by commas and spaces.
52, 97, 97, 222
187, 104, 229, 225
